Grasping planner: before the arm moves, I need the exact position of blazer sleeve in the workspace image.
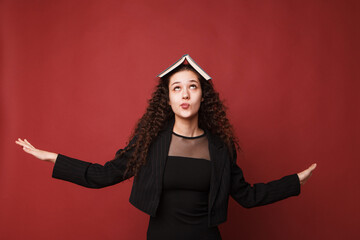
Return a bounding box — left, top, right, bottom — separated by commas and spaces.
230, 148, 301, 208
52, 137, 136, 188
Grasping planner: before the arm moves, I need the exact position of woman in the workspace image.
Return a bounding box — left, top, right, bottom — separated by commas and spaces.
15, 56, 316, 240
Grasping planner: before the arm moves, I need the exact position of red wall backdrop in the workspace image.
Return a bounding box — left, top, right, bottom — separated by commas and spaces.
1, 0, 359, 239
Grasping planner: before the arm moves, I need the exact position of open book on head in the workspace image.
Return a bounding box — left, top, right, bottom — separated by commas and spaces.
157, 54, 212, 80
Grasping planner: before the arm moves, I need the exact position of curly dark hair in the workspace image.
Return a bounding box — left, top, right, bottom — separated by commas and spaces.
116, 64, 240, 179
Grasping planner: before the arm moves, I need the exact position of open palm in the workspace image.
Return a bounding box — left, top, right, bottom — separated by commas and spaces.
15, 138, 57, 163
297, 163, 317, 185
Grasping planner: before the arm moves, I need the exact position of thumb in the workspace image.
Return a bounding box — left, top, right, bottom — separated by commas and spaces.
308, 163, 317, 172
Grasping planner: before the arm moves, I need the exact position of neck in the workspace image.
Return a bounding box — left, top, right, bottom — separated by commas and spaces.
173, 115, 203, 137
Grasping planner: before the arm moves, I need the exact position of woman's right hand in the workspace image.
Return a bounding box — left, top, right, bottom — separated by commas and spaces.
15, 138, 58, 163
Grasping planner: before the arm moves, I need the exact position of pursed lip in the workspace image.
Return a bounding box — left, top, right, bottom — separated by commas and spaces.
180, 103, 190, 109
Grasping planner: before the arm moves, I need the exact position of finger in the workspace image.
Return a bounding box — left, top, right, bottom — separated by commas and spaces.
24, 139, 35, 149
309, 163, 317, 172
17, 138, 33, 149
15, 140, 26, 147
15, 140, 29, 149
18, 138, 28, 146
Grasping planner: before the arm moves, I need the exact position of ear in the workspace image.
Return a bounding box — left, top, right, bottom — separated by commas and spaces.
201, 97, 204, 102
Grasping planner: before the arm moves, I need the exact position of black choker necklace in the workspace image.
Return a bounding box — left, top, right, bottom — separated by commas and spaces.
172, 131, 206, 139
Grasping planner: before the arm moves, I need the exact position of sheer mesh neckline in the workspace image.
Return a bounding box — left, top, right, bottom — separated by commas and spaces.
169, 131, 210, 160
172, 131, 206, 139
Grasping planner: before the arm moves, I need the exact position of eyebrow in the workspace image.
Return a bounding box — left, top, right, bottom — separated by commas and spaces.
170, 79, 199, 86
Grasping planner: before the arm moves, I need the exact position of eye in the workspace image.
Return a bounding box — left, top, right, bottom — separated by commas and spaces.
189, 84, 197, 89
173, 86, 180, 91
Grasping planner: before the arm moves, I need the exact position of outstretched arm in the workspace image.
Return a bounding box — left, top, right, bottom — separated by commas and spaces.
230, 147, 317, 208
230, 162, 303, 208
15, 138, 135, 188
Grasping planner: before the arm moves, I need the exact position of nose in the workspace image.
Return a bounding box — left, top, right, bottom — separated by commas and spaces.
182, 89, 189, 99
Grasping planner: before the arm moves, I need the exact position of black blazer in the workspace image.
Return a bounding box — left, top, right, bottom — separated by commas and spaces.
52, 118, 300, 227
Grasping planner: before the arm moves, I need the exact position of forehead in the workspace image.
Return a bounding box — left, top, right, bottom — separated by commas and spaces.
169, 70, 199, 85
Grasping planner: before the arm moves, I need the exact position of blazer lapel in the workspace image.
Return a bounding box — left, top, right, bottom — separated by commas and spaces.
207, 130, 227, 210
156, 118, 175, 195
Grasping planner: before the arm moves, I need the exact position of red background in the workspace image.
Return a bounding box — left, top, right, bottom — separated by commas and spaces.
1, 0, 359, 239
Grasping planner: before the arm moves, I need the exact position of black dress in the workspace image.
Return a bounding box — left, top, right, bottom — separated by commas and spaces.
147, 131, 222, 240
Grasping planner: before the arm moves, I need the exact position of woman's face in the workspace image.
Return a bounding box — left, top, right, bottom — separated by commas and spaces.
168, 70, 203, 121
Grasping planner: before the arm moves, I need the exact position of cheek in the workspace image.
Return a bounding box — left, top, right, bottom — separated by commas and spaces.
194, 91, 203, 105
168, 92, 178, 105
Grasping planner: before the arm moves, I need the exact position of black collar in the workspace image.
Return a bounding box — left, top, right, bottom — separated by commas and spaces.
160, 117, 224, 150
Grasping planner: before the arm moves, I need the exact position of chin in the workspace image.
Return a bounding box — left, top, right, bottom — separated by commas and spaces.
175, 112, 198, 120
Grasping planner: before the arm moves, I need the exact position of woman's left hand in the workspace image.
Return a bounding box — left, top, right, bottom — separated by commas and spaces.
297, 163, 317, 185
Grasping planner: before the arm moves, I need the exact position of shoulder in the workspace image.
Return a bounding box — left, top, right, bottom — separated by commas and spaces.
206, 130, 237, 162
205, 129, 225, 148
